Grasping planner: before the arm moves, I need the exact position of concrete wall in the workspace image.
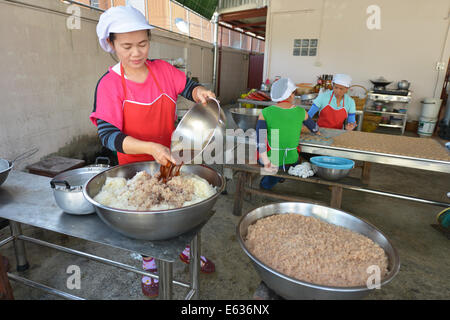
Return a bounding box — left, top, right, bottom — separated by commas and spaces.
0, 0, 245, 169
263, 0, 450, 120
0, 0, 112, 169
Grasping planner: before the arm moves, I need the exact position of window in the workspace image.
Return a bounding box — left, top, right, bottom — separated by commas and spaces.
293, 38, 318, 56
90, 0, 99, 8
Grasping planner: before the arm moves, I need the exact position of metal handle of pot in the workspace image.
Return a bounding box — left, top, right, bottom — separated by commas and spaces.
50, 180, 71, 190
12, 147, 39, 163
94, 157, 111, 166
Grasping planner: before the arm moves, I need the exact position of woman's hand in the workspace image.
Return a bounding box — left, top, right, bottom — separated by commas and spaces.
150, 143, 176, 166
260, 153, 278, 174
193, 86, 216, 105
345, 122, 357, 131
263, 161, 279, 174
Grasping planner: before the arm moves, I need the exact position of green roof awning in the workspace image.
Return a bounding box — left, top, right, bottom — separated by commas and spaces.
175, 0, 218, 20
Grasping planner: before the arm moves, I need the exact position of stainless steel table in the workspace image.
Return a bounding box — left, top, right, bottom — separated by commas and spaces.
0, 170, 206, 300
224, 130, 450, 208
299, 141, 450, 174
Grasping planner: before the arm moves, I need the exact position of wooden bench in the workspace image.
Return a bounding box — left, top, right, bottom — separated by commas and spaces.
224, 164, 367, 216
0, 254, 13, 300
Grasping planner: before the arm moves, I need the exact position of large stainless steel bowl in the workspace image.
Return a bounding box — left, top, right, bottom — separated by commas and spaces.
83, 161, 225, 240
237, 202, 400, 300
229, 108, 261, 131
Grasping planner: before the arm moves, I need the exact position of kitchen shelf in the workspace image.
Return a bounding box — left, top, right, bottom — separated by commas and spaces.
362, 90, 411, 135
364, 109, 407, 117
378, 123, 404, 129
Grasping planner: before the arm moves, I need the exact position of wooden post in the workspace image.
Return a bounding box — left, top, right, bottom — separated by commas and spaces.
233, 171, 246, 216
361, 162, 372, 185
330, 186, 343, 209
0, 254, 14, 300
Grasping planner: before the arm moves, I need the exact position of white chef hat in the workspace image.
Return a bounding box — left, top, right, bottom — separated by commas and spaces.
96, 5, 154, 53
332, 74, 352, 88
270, 78, 297, 102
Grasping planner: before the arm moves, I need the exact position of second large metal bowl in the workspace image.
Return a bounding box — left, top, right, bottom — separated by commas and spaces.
229, 108, 261, 131
237, 202, 400, 300
83, 161, 225, 240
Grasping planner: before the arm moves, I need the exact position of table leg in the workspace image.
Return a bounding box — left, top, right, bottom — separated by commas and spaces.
0, 254, 14, 300
189, 233, 201, 300
9, 221, 29, 272
158, 260, 173, 300
357, 112, 364, 131
330, 186, 343, 209
233, 172, 246, 216
361, 162, 372, 185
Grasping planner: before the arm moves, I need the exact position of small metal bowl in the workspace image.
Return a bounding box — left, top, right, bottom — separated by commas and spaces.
237, 202, 400, 300
311, 156, 354, 181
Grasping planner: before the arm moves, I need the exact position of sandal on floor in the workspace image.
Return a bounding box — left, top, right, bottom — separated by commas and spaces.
179, 253, 215, 274
141, 269, 158, 298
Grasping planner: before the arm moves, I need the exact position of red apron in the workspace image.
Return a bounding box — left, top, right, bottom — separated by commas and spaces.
317, 92, 347, 129
117, 63, 176, 165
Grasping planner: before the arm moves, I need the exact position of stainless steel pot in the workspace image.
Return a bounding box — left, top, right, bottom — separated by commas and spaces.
397, 80, 410, 90
237, 202, 400, 300
229, 107, 261, 131
50, 157, 111, 215
83, 161, 225, 240
0, 148, 39, 187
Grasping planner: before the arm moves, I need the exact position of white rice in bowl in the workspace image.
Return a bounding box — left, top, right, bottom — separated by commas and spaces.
93, 170, 216, 211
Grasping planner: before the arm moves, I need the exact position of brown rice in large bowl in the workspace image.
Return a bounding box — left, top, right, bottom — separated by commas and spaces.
237, 202, 400, 299
245, 213, 389, 287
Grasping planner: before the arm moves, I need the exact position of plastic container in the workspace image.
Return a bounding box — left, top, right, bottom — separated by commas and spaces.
418, 116, 437, 137
421, 98, 442, 119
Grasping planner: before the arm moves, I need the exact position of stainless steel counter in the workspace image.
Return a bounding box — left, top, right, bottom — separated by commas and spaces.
0, 170, 206, 300
299, 142, 450, 174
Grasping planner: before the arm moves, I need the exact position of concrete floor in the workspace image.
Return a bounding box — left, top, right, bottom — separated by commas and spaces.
0, 161, 449, 300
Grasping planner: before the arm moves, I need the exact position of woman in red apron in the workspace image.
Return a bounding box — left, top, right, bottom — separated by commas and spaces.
308, 74, 357, 131
91, 6, 216, 298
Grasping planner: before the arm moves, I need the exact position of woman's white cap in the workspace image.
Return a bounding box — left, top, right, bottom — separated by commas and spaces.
333, 74, 352, 88
96, 5, 154, 53
270, 78, 297, 102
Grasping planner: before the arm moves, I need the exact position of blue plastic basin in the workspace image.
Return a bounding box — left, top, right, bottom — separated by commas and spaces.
310, 156, 355, 170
